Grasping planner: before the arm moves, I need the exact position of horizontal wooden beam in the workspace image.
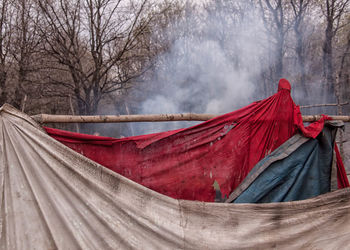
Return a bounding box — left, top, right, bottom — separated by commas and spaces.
31, 113, 217, 123
302, 115, 350, 122
31, 113, 350, 123
300, 102, 349, 108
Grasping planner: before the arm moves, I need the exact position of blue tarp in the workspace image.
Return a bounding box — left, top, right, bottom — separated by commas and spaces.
227, 123, 340, 203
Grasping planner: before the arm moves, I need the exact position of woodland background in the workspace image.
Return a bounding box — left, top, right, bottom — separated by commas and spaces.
0, 0, 349, 139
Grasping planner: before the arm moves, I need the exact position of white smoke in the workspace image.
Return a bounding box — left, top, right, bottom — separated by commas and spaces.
132, 2, 268, 135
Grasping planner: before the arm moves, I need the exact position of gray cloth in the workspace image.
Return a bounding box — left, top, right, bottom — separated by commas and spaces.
1, 104, 350, 249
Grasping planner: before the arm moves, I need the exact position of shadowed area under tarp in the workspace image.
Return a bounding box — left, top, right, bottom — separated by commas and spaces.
1, 104, 350, 249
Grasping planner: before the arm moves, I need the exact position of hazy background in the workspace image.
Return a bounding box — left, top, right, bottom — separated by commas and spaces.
0, 0, 349, 136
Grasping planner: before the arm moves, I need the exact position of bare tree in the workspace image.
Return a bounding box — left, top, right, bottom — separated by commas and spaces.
338, 27, 350, 101
10, 0, 42, 109
0, 0, 13, 105
259, 0, 292, 83
290, 0, 311, 96
37, 0, 158, 121
321, 0, 349, 101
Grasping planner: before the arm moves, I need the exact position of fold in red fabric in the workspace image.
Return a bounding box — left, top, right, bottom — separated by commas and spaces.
335, 143, 350, 189
45, 79, 349, 201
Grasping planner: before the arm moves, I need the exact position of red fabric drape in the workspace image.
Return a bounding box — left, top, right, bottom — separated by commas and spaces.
335, 143, 350, 189
45, 79, 349, 201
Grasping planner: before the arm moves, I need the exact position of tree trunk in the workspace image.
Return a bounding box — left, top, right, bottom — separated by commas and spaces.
322, 10, 335, 103
12, 66, 25, 109
324, 33, 334, 97
295, 28, 308, 98
275, 35, 284, 80
0, 68, 7, 105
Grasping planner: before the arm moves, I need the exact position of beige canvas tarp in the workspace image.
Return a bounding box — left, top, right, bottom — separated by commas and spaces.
1, 104, 350, 249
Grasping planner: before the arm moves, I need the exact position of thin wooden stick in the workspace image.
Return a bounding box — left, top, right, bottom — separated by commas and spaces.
69, 95, 80, 133
31, 113, 350, 123
31, 113, 217, 123
302, 115, 350, 122
21, 95, 27, 112
300, 102, 349, 108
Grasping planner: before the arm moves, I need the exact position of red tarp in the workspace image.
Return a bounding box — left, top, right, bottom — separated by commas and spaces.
45, 79, 349, 201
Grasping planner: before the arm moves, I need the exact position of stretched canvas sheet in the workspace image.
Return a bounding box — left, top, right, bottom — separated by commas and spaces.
1, 104, 350, 249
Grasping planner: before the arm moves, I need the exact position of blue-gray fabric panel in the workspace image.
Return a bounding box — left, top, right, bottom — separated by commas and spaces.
233, 126, 336, 203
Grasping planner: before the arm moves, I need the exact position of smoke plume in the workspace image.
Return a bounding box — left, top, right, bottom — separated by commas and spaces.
132, 3, 267, 135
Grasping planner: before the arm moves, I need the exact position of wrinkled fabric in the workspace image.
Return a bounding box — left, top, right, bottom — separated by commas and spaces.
228, 123, 339, 203
45, 79, 348, 201
335, 143, 350, 188
1, 104, 350, 250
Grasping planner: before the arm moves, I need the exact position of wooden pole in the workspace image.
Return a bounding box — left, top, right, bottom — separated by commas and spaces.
21, 94, 27, 112
31, 113, 350, 123
124, 101, 134, 136
69, 95, 80, 133
302, 115, 350, 122
300, 102, 349, 108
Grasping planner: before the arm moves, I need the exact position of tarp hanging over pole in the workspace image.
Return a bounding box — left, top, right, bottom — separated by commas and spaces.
1, 104, 350, 249
45, 79, 349, 202
227, 122, 341, 203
